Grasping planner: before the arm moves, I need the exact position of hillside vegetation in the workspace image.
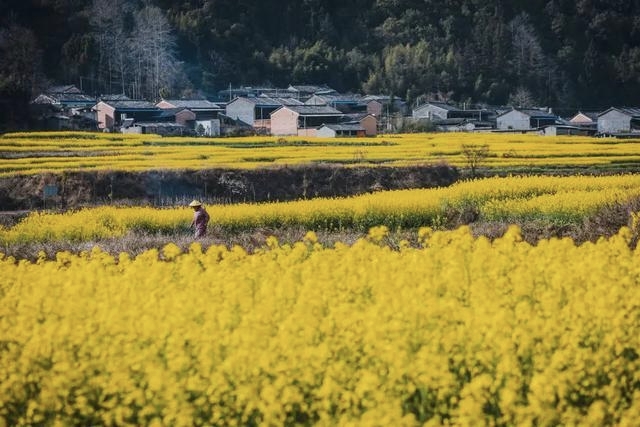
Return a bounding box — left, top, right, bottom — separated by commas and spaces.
3, 1, 640, 129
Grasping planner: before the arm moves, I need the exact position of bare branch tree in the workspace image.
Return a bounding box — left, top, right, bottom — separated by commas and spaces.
461, 144, 490, 178
131, 6, 182, 100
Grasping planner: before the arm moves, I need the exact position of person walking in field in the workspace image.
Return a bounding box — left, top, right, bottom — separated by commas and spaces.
189, 200, 210, 238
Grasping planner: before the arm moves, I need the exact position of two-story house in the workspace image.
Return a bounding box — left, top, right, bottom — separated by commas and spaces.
225, 96, 304, 132
156, 99, 224, 136
270, 105, 343, 136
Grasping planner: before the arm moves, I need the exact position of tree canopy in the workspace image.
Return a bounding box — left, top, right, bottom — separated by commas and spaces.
2, 0, 640, 121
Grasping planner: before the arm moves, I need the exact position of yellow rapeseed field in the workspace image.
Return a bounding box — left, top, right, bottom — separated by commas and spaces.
3, 133, 640, 425
1, 225, 640, 426
1, 131, 640, 175
2, 174, 639, 245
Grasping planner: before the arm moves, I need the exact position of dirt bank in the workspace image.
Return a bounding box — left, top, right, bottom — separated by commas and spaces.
0, 163, 459, 210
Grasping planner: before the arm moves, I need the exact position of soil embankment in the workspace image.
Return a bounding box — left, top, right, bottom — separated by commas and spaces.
0, 163, 458, 210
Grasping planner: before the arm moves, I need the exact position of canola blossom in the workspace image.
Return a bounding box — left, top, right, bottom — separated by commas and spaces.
2, 131, 640, 176
2, 174, 640, 245
1, 226, 640, 426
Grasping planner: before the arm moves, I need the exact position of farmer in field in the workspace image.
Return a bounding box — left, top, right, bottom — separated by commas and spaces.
189, 200, 210, 238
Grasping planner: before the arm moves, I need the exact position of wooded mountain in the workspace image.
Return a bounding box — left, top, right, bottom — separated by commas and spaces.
2, 0, 640, 129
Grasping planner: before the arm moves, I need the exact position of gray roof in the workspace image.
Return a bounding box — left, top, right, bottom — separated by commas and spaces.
288, 84, 336, 95
341, 113, 373, 122
598, 107, 640, 118
232, 96, 303, 107
132, 122, 186, 128
100, 100, 157, 110
519, 109, 558, 119
306, 94, 363, 105
279, 105, 343, 116
433, 118, 468, 125
362, 95, 392, 102
154, 108, 191, 119
498, 108, 557, 119
161, 99, 222, 110
34, 92, 95, 104
34, 85, 94, 104
99, 94, 131, 102
414, 101, 460, 112
320, 123, 364, 131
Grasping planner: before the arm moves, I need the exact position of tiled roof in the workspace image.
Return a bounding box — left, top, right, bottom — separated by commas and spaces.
519, 109, 557, 118
307, 94, 363, 104
414, 101, 460, 112
99, 94, 131, 102
161, 99, 222, 110
288, 84, 336, 95
320, 123, 364, 131
599, 107, 640, 117
101, 100, 157, 110
33, 93, 95, 104
280, 105, 343, 115
497, 108, 557, 119
154, 108, 191, 119
233, 96, 303, 107
340, 113, 374, 123
132, 122, 185, 127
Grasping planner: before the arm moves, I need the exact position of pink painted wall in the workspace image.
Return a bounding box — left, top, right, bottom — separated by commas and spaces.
175, 109, 196, 126
156, 100, 175, 109
360, 115, 378, 136
270, 108, 299, 136
95, 102, 115, 130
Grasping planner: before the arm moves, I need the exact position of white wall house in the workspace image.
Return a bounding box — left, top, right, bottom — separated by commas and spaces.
496, 109, 558, 131
270, 105, 343, 136
597, 107, 640, 134
225, 96, 303, 131
496, 109, 531, 130
412, 102, 456, 120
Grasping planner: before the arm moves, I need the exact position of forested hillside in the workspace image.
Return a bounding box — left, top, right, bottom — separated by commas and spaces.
2, 0, 640, 128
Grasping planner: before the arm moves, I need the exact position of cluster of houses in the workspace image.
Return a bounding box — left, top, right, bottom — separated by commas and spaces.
30, 84, 640, 138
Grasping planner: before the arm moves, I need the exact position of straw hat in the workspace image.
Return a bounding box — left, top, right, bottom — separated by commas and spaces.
188, 200, 202, 207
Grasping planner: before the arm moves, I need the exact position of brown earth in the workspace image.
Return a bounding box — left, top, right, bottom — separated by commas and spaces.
0, 163, 459, 211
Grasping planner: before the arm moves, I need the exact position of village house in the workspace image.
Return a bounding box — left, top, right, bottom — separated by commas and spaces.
541, 124, 595, 136
119, 107, 195, 136
121, 121, 187, 136
496, 108, 558, 131
225, 96, 304, 132
156, 99, 223, 136
412, 101, 489, 121
93, 99, 159, 131
31, 85, 98, 131
342, 113, 378, 136
362, 95, 409, 117
287, 85, 337, 101
32, 85, 96, 112
431, 118, 494, 132
597, 107, 640, 135
317, 113, 378, 138
317, 123, 365, 137
217, 86, 298, 102
569, 111, 598, 127
305, 94, 366, 114
270, 105, 343, 136
537, 111, 600, 136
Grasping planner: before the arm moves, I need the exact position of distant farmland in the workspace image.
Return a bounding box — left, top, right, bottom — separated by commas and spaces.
1, 131, 640, 176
